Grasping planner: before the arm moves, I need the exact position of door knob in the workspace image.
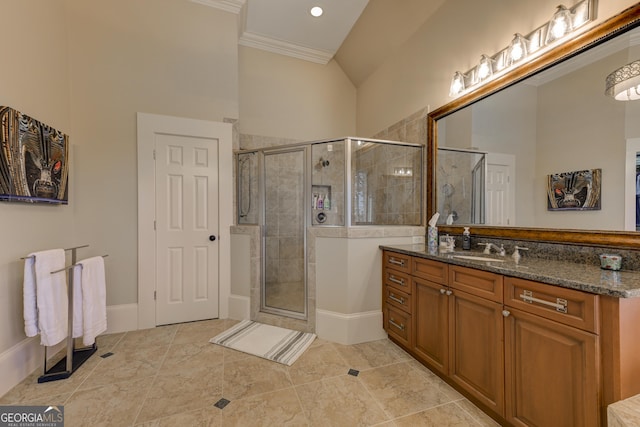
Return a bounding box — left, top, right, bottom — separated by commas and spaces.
502, 310, 511, 317
209, 235, 217, 241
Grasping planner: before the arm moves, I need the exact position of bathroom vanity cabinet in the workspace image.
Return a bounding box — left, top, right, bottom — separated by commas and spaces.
382, 249, 640, 427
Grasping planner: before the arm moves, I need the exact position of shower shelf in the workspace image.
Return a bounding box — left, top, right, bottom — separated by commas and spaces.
311, 185, 331, 210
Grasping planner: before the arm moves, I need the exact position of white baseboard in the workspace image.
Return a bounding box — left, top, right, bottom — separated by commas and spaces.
316, 309, 387, 345
106, 303, 138, 334
0, 304, 139, 399
227, 294, 250, 320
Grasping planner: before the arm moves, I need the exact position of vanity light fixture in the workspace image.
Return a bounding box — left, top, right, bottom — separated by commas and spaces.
476, 55, 494, 81
449, 72, 466, 97
507, 33, 528, 66
449, 0, 595, 98
310, 6, 323, 17
605, 60, 640, 101
546, 5, 574, 44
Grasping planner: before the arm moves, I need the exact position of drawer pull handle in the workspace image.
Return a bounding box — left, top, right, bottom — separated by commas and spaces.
389, 276, 405, 286
389, 294, 405, 305
389, 258, 405, 267
389, 319, 405, 331
520, 290, 568, 313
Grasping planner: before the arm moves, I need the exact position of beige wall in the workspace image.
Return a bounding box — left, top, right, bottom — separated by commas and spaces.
66, 0, 239, 306
239, 47, 356, 140
0, 0, 73, 353
356, 0, 640, 137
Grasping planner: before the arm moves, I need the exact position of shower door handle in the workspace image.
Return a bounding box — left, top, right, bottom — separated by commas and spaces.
209, 235, 217, 241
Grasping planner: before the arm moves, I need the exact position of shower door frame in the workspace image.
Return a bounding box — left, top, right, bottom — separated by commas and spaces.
259, 145, 311, 320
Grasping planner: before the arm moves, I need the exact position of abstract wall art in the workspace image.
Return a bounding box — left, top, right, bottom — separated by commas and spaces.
547, 168, 601, 211
0, 106, 69, 204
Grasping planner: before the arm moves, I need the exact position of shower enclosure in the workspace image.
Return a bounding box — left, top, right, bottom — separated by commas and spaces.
437, 147, 486, 225
237, 138, 423, 320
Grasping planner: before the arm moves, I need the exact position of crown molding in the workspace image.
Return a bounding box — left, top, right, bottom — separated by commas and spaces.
239, 32, 334, 64
190, 0, 245, 14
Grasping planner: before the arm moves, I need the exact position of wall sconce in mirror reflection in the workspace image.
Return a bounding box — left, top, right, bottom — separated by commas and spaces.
606, 60, 640, 101
393, 167, 413, 177
449, 0, 595, 98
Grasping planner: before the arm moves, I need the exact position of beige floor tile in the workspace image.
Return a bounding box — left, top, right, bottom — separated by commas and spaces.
95, 332, 125, 351
295, 375, 389, 427
0, 354, 101, 404
455, 400, 501, 427
223, 356, 293, 400
135, 364, 224, 424
393, 402, 480, 426
359, 362, 459, 418
173, 319, 230, 346
331, 339, 410, 371
288, 342, 349, 386
80, 345, 167, 388
64, 377, 154, 427
135, 406, 221, 427
161, 340, 224, 373
222, 387, 308, 426
1, 319, 494, 426
115, 324, 178, 351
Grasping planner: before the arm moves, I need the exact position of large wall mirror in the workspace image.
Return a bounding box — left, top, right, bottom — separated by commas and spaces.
428, 4, 640, 248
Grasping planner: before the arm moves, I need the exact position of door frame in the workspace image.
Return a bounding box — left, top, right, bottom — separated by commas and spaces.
137, 112, 232, 329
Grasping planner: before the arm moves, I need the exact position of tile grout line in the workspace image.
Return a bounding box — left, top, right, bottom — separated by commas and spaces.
130, 327, 177, 426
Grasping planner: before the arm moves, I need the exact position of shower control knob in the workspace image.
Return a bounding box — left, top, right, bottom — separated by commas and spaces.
209, 235, 217, 241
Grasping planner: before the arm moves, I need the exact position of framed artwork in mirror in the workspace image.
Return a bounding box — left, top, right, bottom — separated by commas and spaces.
547, 168, 601, 211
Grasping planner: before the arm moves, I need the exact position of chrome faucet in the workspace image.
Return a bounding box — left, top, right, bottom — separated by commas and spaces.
479, 242, 505, 256
512, 245, 529, 264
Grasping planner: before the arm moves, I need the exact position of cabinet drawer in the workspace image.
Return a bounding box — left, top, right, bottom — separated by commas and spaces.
383, 268, 412, 294
413, 258, 448, 284
383, 251, 412, 274
504, 277, 598, 333
449, 266, 503, 303
385, 285, 412, 314
385, 306, 412, 347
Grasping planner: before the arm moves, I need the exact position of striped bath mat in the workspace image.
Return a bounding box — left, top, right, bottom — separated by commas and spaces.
210, 320, 316, 366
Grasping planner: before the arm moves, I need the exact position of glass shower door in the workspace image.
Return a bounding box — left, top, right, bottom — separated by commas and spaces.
262, 148, 307, 318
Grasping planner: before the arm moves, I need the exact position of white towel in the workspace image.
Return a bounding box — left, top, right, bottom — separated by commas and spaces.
23, 249, 68, 346
72, 257, 107, 346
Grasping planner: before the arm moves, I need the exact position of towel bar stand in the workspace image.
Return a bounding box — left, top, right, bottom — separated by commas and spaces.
22, 245, 106, 383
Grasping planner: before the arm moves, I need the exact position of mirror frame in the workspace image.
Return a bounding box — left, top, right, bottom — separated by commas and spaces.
427, 4, 640, 248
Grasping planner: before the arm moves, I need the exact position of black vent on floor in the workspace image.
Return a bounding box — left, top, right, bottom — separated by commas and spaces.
214, 398, 230, 409
100, 352, 114, 358
348, 368, 359, 376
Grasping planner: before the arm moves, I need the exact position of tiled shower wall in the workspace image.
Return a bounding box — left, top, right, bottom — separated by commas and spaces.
352, 143, 422, 225
311, 142, 345, 226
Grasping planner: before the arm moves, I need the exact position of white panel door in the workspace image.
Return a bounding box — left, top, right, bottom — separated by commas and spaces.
486, 153, 515, 226
155, 134, 219, 325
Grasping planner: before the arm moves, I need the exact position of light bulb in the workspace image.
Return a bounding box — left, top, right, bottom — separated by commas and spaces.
310, 6, 323, 17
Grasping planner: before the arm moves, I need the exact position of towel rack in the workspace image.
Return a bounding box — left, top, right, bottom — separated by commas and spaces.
21, 245, 107, 383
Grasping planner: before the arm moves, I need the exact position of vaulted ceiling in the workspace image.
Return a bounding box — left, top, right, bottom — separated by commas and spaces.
193, 0, 446, 86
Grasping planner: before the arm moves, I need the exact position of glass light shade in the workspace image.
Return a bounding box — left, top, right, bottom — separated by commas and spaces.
477, 55, 494, 81
449, 72, 465, 97
507, 33, 528, 66
605, 60, 640, 101
546, 5, 573, 44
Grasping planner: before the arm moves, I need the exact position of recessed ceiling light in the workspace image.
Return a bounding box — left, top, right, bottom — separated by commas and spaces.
310, 6, 323, 17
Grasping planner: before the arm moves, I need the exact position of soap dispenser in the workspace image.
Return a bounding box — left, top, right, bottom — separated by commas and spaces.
462, 227, 471, 250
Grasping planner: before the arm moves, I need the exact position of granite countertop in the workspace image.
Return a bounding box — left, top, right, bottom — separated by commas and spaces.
380, 244, 640, 298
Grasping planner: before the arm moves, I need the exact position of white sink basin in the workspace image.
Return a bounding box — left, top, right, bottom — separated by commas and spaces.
452, 255, 505, 263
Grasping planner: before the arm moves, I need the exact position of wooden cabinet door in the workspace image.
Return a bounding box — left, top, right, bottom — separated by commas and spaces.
413, 277, 449, 374
504, 308, 599, 427
449, 289, 505, 416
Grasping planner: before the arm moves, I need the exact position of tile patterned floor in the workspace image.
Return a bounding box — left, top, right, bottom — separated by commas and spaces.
0, 319, 500, 426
